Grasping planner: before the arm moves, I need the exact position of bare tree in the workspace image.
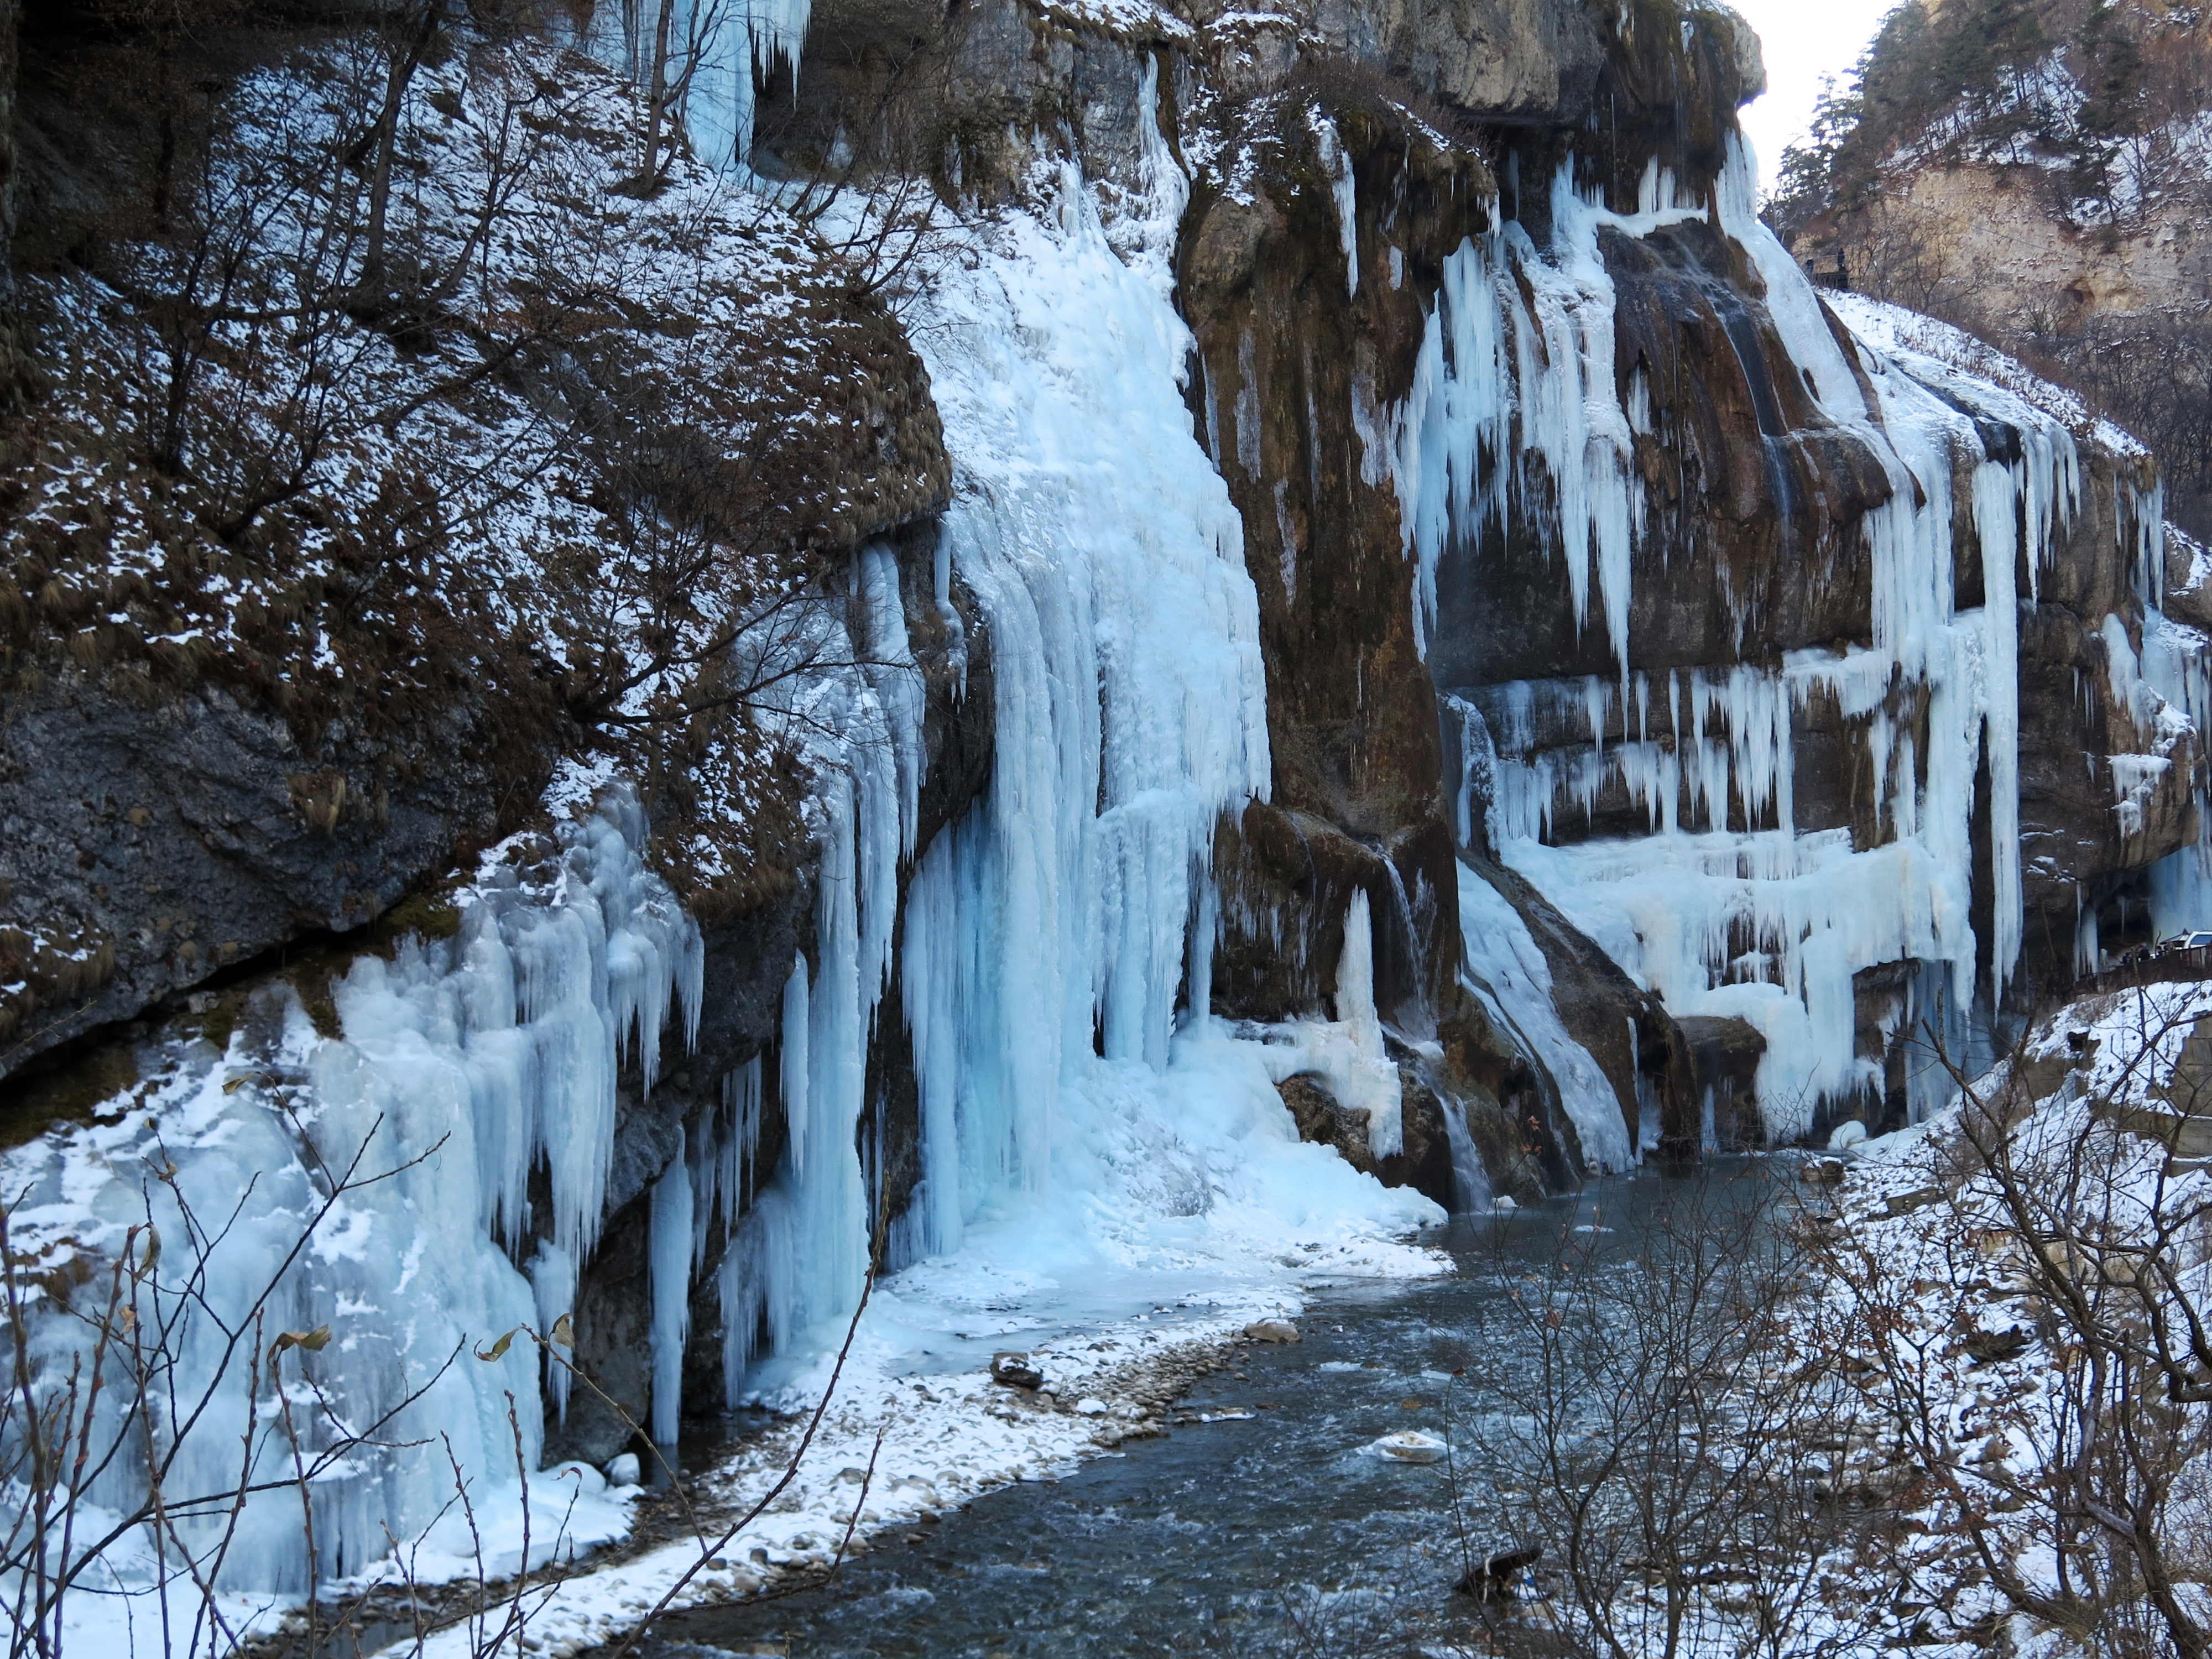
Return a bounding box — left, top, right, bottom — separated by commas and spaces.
1817, 994, 2212, 1659
1442, 1173, 1886, 1659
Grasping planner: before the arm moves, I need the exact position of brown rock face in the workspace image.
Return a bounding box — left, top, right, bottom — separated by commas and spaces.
1180, 98, 1479, 1037
1674, 1014, 1765, 1149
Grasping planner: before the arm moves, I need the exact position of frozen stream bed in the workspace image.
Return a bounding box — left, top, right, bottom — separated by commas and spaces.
614, 1166, 1757, 1659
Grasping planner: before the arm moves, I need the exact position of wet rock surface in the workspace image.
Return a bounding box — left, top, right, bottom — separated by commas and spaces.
0, 673, 524, 1077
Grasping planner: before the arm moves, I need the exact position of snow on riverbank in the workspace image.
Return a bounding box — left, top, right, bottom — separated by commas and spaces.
1772, 980, 2212, 1657
385, 1265, 1436, 1659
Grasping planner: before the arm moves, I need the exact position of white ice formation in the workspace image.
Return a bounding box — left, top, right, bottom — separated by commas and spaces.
586, 0, 813, 169
2, 796, 698, 1598
1396, 140, 2203, 1139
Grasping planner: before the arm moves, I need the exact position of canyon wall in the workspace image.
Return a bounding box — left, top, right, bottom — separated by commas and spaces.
0, 0, 2206, 1596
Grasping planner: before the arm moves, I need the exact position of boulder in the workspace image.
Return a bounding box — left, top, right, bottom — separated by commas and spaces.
990, 1352, 1044, 1390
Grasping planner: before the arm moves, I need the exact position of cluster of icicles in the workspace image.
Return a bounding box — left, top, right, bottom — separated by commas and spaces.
1391, 139, 2206, 1136
580, 0, 812, 169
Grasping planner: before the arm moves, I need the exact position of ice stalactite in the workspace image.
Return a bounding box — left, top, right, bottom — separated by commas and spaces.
1310, 108, 1359, 298
1407, 137, 2135, 1139
585, 0, 811, 169
649, 1129, 695, 1445
3, 791, 701, 1595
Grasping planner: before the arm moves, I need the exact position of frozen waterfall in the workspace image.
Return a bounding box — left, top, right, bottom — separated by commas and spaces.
0, 794, 698, 1602
1400, 139, 2194, 1139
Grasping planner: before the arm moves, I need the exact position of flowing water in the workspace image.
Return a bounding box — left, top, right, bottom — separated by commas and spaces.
632, 1164, 1775, 1659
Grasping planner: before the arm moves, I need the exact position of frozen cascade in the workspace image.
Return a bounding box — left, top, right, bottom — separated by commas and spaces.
1402, 138, 2131, 1138
868, 146, 1277, 1276
669, 144, 1436, 1425
1, 791, 702, 1599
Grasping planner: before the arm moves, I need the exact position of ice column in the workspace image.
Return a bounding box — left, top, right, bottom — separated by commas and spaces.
649, 1129, 695, 1444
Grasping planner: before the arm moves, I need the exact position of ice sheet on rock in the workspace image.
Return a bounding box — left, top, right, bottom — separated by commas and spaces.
1457, 863, 1633, 1174
1421, 139, 2169, 1138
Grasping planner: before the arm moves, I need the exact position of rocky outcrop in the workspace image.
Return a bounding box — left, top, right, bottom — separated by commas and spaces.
0, 14, 952, 1081
1675, 1013, 1764, 1147
0, 674, 527, 1076
1771, 0, 2212, 540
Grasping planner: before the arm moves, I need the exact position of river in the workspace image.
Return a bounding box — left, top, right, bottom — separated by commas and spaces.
624, 1161, 1775, 1658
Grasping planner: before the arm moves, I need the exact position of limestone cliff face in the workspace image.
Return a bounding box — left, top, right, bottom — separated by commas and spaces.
1773, 0, 2212, 540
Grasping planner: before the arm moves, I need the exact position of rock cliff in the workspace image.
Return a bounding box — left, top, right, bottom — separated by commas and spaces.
1771, 0, 2212, 541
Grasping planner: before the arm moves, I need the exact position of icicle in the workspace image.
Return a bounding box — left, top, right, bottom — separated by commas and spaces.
649, 1130, 693, 1445
530, 1242, 578, 1421
1310, 108, 1359, 298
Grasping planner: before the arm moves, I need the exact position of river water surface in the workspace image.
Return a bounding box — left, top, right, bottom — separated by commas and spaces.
631, 1164, 1768, 1658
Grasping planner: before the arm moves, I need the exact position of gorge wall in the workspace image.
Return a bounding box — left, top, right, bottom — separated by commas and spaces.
1770, 0, 2212, 541
0, 0, 2206, 1608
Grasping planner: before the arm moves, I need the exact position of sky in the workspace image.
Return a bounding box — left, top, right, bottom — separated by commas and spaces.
1724, 0, 1903, 195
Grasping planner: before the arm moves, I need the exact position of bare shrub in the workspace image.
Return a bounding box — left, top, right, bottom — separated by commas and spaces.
1818, 994, 2212, 1659
1440, 1172, 1885, 1659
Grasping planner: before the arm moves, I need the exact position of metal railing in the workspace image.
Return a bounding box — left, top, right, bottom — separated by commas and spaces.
2078, 945, 2212, 997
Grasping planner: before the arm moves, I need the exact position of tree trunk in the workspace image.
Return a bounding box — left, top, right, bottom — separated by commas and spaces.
639, 0, 676, 185
359, 0, 445, 301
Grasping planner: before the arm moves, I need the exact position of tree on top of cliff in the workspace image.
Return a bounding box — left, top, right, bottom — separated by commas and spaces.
1766, 0, 2212, 540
